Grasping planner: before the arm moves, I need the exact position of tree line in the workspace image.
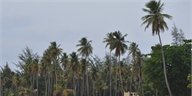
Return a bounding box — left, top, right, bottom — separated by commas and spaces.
1, 31, 144, 96
1, 0, 191, 96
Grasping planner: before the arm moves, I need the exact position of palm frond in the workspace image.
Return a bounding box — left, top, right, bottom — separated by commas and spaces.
162, 14, 172, 19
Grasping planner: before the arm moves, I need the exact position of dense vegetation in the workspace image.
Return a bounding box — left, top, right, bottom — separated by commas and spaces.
0, 0, 191, 96
1, 34, 191, 96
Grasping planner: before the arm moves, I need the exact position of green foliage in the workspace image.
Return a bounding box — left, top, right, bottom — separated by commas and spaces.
187, 74, 192, 88
143, 39, 191, 96
1, 39, 142, 96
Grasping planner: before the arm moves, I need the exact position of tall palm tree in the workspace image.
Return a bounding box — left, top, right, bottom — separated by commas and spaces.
76, 37, 93, 96
141, 0, 172, 96
103, 32, 115, 96
48, 42, 62, 85
31, 59, 39, 96
112, 31, 128, 95
129, 42, 143, 93
129, 42, 139, 92
41, 42, 62, 96
69, 52, 79, 96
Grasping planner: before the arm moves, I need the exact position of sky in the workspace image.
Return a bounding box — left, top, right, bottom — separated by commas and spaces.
0, 0, 191, 70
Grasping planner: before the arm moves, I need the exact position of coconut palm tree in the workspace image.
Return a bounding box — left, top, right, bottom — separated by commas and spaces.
48, 42, 62, 85
31, 59, 39, 96
112, 31, 128, 91
77, 37, 93, 58
69, 52, 79, 96
76, 37, 93, 96
129, 42, 140, 64
112, 31, 128, 60
129, 42, 139, 92
61, 53, 69, 72
128, 42, 143, 93
141, 0, 172, 96
103, 32, 115, 96
41, 42, 62, 96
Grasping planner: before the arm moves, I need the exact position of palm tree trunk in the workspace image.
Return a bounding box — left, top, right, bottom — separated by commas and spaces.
86, 73, 89, 96
36, 75, 38, 96
81, 76, 84, 96
155, 89, 158, 96
73, 75, 77, 96
158, 33, 172, 96
48, 75, 50, 96
115, 60, 118, 96
119, 55, 123, 94
45, 75, 47, 96
109, 52, 112, 96
92, 82, 95, 96
129, 64, 134, 93
86, 57, 89, 96
140, 58, 144, 96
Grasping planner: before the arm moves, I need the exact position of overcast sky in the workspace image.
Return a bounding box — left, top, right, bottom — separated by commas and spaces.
0, 0, 191, 70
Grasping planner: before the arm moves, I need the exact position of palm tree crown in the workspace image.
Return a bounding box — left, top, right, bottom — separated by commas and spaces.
104, 32, 116, 51
112, 31, 128, 57
142, 0, 172, 35
76, 37, 93, 58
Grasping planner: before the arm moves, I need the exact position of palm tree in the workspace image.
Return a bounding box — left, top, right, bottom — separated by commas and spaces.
48, 42, 62, 85
31, 59, 39, 96
128, 42, 139, 92
69, 52, 79, 96
112, 31, 128, 60
76, 37, 93, 96
103, 32, 115, 96
41, 42, 62, 96
112, 31, 128, 93
141, 0, 172, 96
129, 42, 140, 64
77, 37, 93, 58
61, 53, 69, 72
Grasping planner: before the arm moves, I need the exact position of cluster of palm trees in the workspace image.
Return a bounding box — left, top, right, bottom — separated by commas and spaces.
1, 0, 174, 96
3, 31, 142, 96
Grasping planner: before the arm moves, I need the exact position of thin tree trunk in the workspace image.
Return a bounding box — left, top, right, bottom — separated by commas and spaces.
140, 58, 144, 96
92, 82, 95, 96
155, 89, 158, 96
48, 75, 50, 96
115, 56, 119, 96
119, 55, 123, 95
138, 60, 141, 95
45, 75, 47, 96
86, 73, 89, 96
141, 71, 144, 96
86, 59, 89, 96
115, 63, 117, 96
129, 68, 133, 92
109, 52, 112, 96
73, 75, 76, 96
32, 75, 35, 91
36, 75, 38, 96
81, 77, 84, 96
49, 75, 51, 96
78, 79, 80, 96
158, 33, 172, 96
